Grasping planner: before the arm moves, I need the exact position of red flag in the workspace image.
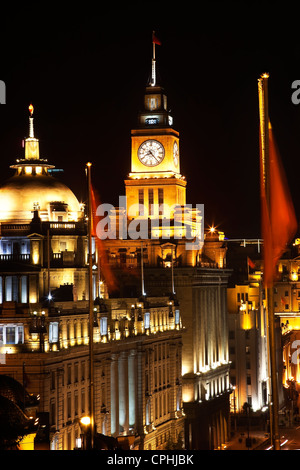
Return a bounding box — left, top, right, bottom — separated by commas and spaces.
247, 257, 255, 269
260, 122, 297, 287
152, 32, 161, 45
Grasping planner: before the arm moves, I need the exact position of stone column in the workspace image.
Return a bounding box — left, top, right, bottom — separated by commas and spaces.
118, 351, 129, 434
110, 353, 119, 435
128, 350, 136, 430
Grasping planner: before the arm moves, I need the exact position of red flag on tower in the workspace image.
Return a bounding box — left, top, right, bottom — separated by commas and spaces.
247, 257, 255, 269
152, 31, 161, 45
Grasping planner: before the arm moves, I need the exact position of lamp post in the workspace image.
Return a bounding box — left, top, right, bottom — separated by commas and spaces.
80, 416, 91, 450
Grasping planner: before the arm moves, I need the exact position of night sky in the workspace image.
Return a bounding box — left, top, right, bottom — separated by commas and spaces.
1, 3, 300, 239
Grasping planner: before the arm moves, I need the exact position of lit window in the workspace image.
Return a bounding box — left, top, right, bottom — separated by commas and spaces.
25, 166, 32, 175
0, 324, 24, 344
49, 322, 59, 343
100, 317, 107, 336
35, 166, 42, 174
144, 312, 150, 329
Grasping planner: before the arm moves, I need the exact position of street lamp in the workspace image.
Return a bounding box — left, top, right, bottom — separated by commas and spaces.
80, 416, 91, 450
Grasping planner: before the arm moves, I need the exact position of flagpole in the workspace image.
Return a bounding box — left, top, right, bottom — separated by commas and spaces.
258, 73, 280, 450
152, 31, 156, 86
86, 161, 95, 450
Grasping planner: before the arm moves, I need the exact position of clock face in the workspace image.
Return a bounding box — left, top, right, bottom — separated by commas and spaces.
138, 140, 165, 167
173, 141, 179, 167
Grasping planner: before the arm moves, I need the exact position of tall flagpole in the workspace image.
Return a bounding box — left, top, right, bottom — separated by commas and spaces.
258, 73, 280, 450
86, 161, 95, 449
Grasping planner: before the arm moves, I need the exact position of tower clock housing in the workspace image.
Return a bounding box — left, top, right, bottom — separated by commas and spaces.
125, 83, 186, 220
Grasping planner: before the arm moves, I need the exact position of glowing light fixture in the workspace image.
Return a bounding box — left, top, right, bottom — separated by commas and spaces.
80, 416, 91, 426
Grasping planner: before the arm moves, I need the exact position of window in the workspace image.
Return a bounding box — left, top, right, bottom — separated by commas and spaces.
49, 322, 59, 343
138, 189, 144, 216
0, 324, 24, 344
67, 393, 71, 418
50, 399, 56, 426
67, 364, 72, 384
51, 371, 56, 390
144, 312, 150, 329
175, 309, 180, 325
74, 363, 78, 383
74, 391, 78, 416
148, 189, 154, 215
81, 388, 85, 413
60, 241, 67, 251
158, 188, 164, 215
81, 361, 85, 381
6, 327, 16, 344
148, 98, 158, 110
100, 317, 107, 336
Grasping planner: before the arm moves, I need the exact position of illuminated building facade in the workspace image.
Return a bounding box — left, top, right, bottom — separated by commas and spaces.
272, 243, 300, 414
101, 50, 232, 450
227, 267, 270, 413
226, 241, 297, 416
0, 109, 184, 450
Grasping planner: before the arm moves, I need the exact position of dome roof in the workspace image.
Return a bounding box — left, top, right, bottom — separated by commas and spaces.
0, 173, 83, 222
0, 105, 84, 223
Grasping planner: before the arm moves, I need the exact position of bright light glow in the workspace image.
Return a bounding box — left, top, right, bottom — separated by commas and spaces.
291, 271, 298, 281
32, 252, 39, 264
80, 416, 91, 426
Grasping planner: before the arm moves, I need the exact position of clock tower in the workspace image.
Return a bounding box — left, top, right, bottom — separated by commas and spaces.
125, 38, 187, 221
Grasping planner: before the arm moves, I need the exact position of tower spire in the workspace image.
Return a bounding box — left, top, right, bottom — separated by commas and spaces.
25, 104, 39, 160
28, 104, 34, 138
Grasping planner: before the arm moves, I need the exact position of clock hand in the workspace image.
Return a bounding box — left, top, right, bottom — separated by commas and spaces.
147, 150, 159, 162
